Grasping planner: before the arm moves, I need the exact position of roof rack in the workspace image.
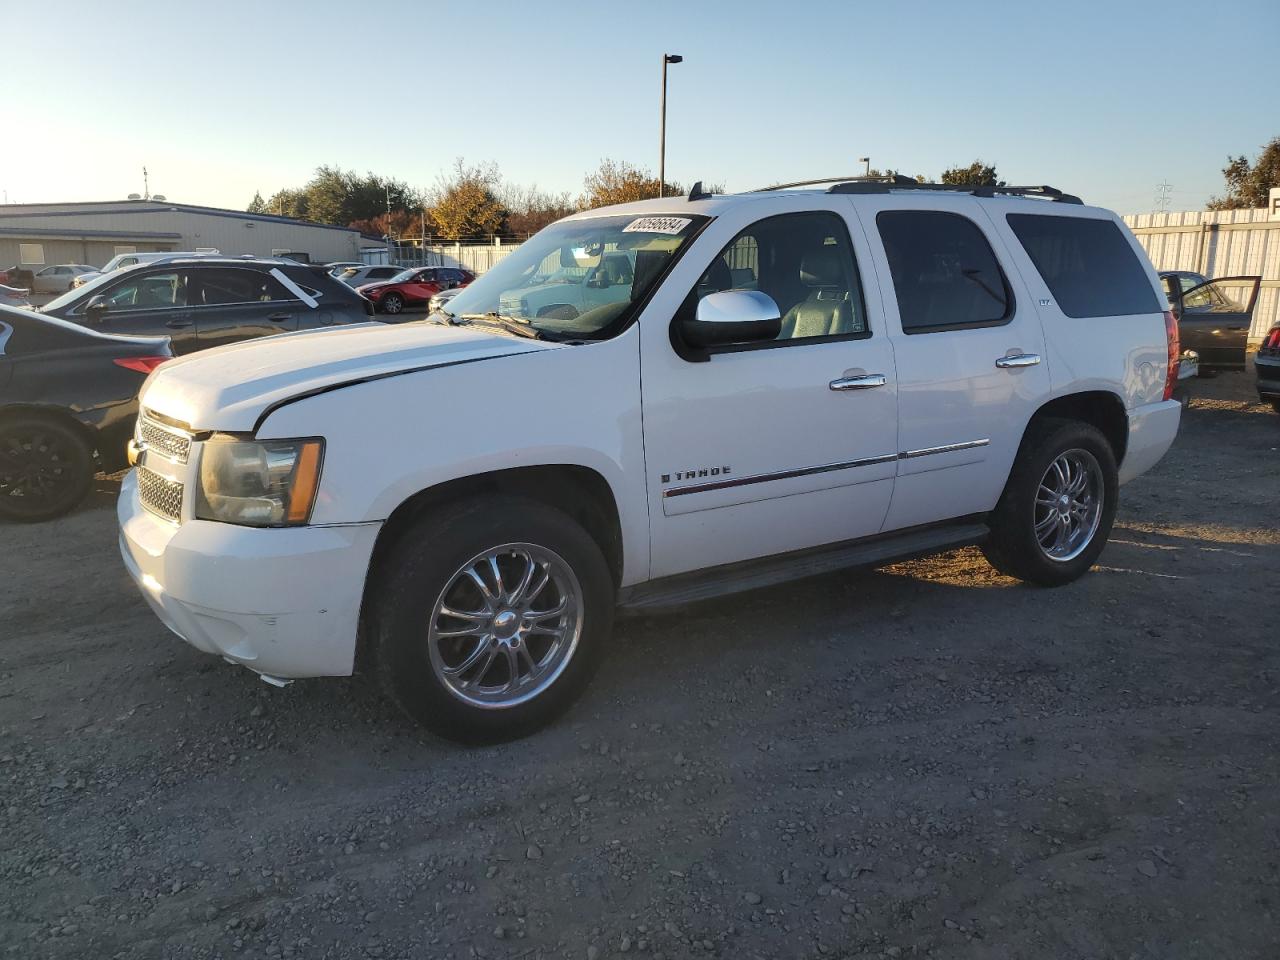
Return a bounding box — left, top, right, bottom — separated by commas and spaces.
748, 174, 886, 192
750, 175, 1082, 204
826, 178, 1082, 204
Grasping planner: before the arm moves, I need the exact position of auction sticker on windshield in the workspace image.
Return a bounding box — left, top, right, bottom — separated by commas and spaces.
622, 216, 693, 235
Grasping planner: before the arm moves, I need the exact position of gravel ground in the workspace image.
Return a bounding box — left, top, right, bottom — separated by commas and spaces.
2, 373, 1278, 960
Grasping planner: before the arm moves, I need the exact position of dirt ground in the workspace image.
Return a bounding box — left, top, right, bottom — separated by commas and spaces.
2, 373, 1277, 960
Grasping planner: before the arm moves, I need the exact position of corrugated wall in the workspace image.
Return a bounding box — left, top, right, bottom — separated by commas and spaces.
0, 204, 365, 265
1123, 208, 1279, 342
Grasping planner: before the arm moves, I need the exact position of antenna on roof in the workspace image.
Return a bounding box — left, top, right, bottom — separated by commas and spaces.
687, 180, 712, 201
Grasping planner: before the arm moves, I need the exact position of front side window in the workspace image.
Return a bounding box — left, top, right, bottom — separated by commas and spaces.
443, 213, 707, 339
1006, 214, 1160, 319
191, 268, 289, 306
104, 271, 186, 311
689, 211, 868, 343
877, 211, 1012, 333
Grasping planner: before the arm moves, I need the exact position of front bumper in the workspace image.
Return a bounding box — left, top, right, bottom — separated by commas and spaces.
118, 470, 382, 679
1255, 355, 1280, 400
1118, 398, 1182, 485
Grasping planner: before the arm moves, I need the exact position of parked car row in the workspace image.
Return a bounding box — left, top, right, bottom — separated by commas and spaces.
41, 256, 372, 354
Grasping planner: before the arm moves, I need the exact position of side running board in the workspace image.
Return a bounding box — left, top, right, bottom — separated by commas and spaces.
617, 521, 989, 613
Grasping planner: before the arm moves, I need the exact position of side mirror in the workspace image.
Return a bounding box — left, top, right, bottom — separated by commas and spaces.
85, 294, 110, 320
682, 290, 781, 348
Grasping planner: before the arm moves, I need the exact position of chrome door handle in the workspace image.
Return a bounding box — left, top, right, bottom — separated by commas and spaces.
829, 374, 887, 391
995, 353, 1041, 369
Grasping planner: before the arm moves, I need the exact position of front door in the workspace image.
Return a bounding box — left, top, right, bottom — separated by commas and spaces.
189, 267, 300, 350
640, 205, 899, 580
89, 269, 198, 352
850, 196, 1051, 531
1174, 276, 1261, 369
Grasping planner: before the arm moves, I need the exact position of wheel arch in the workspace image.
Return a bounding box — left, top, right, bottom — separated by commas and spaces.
0, 403, 100, 454
1023, 390, 1128, 465
357, 463, 625, 670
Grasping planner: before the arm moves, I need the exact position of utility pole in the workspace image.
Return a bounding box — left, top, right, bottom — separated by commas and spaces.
142, 166, 150, 200
659, 53, 683, 198
1155, 180, 1172, 214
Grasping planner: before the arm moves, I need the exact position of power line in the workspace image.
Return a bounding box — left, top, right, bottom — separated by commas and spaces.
1154, 180, 1172, 214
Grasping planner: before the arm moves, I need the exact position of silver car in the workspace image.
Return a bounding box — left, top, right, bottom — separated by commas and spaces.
31, 265, 97, 294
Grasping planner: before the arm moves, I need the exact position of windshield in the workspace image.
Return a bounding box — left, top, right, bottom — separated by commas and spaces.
389, 269, 418, 283
442, 213, 707, 338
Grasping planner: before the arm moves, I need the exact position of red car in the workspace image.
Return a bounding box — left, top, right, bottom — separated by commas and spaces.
357, 266, 474, 317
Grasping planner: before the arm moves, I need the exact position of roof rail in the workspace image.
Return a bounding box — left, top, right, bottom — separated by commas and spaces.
826, 180, 1083, 204
747, 175, 899, 192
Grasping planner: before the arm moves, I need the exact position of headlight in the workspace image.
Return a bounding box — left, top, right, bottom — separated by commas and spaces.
195, 437, 324, 527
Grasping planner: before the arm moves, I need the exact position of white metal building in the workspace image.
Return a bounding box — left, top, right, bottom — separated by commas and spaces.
0, 200, 380, 270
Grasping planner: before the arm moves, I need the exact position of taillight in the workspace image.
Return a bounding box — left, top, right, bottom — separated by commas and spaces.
113, 356, 169, 374
1265, 328, 1280, 354
1162, 311, 1180, 401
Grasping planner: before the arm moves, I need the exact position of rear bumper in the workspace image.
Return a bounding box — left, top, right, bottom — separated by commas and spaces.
1256, 355, 1280, 399
118, 470, 382, 679
1119, 398, 1181, 485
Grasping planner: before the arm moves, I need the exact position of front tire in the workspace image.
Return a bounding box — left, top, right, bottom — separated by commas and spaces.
370, 496, 614, 744
982, 418, 1118, 586
381, 293, 404, 315
0, 415, 94, 523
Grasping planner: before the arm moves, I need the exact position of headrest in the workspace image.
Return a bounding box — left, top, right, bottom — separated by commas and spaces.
800, 249, 843, 287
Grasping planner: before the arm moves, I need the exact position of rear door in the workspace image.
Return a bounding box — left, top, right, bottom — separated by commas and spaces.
850, 196, 1051, 531
190, 267, 300, 350
1174, 276, 1261, 369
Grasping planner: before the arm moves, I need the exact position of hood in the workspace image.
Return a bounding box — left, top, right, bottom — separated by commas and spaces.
141, 321, 559, 432
356, 282, 389, 293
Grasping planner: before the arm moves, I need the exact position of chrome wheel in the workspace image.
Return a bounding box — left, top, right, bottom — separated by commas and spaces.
427, 543, 583, 709
1034, 448, 1103, 562
382, 294, 403, 314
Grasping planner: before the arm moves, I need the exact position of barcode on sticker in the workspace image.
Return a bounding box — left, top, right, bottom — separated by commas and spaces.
622, 216, 692, 235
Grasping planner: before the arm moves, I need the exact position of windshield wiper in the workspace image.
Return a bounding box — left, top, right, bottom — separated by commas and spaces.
456, 312, 543, 340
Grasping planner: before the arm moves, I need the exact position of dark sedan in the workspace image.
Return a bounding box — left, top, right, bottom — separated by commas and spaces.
38, 257, 372, 354
1256, 324, 1280, 413
1160, 272, 1262, 370
0, 306, 172, 522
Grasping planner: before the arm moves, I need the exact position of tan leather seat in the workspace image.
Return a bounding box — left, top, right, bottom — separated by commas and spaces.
778, 250, 851, 339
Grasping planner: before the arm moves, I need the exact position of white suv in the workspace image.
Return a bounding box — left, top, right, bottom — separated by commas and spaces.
119, 177, 1183, 743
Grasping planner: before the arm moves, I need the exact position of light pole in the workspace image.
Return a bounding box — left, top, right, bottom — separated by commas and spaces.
659, 53, 683, 198
859, 157, 871, 177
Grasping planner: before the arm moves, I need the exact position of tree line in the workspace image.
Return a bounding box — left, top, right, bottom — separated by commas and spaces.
247, 138, 1280, 240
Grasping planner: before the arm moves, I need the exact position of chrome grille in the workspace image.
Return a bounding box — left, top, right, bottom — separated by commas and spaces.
139, 417, 191, 464
137, 466, 183, 522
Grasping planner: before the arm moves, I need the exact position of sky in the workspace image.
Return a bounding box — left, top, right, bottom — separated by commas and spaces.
2, 0, 1276, 216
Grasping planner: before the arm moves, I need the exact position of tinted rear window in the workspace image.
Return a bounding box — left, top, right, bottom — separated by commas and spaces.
1006, 214, 1160, 319
876, 210, 1012, 333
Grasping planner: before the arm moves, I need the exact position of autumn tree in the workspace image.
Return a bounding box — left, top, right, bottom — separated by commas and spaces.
580, 159, 681, 209
427, 159, 507, 239
939, 161, 1002, 186
500, 183, 577, 237
1208, 136, 1280, 210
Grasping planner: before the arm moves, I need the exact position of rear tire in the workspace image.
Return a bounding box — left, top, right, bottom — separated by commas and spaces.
982, 418, 1118, 587
381, 293, 404, 315
0, 415, 94, 523
370, 496, 614, 744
